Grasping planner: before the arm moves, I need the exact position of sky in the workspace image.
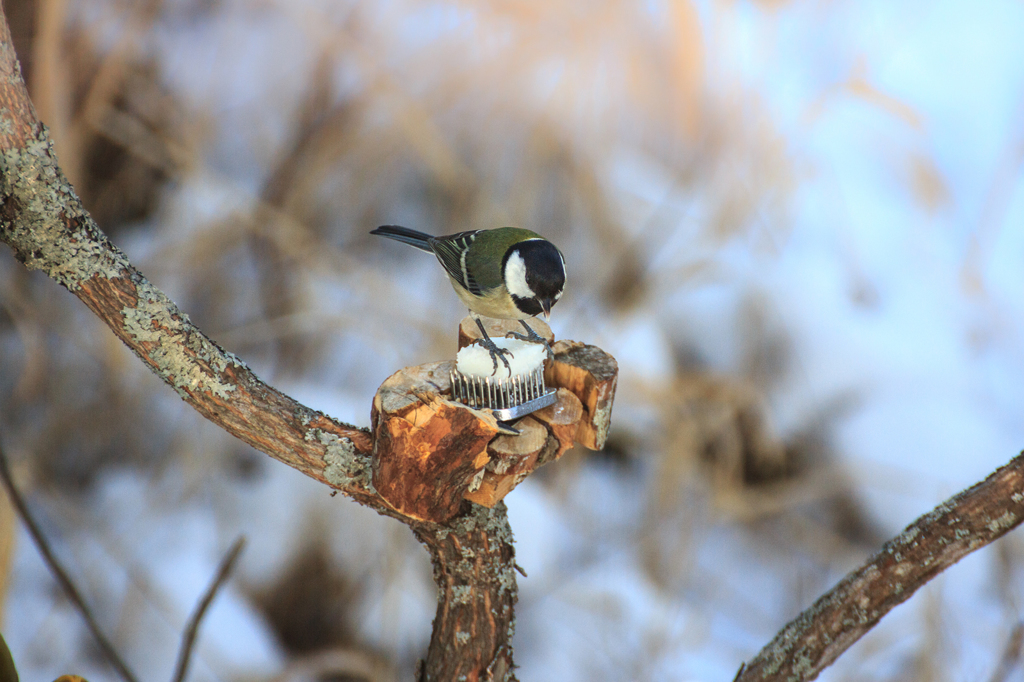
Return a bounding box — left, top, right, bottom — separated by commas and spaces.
5, 1, 1024, 680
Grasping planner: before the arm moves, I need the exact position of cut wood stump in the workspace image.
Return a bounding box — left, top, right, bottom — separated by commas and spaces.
544, 340, 618, 450
458, 316, 554, 350
465, 416, 548, 507
371, 360, 499, 522
531, 387, 584, 464
370, 318, 619, 519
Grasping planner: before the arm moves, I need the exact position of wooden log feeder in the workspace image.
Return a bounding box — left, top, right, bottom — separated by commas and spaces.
371, 316, 618, 522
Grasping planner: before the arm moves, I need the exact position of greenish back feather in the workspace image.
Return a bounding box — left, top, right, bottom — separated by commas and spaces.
465, 227, 540, 291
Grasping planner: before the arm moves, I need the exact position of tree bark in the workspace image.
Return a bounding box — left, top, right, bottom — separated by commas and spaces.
412, 504, 518, 682
4, 4, 1024, 682
0, 11, 516, 679
735, 452, 1024, 682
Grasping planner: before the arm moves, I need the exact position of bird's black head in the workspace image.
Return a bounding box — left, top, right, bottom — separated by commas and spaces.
502, 238, 566, 318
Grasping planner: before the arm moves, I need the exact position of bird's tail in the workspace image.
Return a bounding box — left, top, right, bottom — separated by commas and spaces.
370, 225, 434, 252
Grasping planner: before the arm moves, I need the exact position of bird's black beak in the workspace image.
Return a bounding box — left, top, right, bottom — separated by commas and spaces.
539, 298, 552, 321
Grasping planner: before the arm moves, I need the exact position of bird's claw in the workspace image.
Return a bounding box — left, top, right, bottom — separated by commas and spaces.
480, 337, 514, 375
506, 320, 555, 360
473, 316, 516, 375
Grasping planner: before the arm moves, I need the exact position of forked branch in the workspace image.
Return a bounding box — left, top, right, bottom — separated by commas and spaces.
0, 9, 513, 679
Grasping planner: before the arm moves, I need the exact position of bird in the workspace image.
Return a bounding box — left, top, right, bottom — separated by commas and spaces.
370, 225, 566, 373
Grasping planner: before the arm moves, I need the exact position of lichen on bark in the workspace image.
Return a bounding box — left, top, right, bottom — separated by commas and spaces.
0, 126, 128, 288
312, 429, 373, 490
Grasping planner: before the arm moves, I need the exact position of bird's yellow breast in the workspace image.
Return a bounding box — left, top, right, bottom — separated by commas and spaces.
448, 276, 524, 320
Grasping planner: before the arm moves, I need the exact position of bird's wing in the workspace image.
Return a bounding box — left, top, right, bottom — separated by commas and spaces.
429, 231, 483, 296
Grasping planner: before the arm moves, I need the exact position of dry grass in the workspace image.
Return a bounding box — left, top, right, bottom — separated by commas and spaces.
0, 0, 1016, 680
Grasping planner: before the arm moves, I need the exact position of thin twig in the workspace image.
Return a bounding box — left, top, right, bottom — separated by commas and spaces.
0, 441, 140, 682
170, 535, 247, 682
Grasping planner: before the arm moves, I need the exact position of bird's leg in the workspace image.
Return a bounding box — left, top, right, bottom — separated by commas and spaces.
474, 317, 514, 375
506, 320, 555, 359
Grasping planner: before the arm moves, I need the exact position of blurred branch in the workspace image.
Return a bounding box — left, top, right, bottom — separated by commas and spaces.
171, 536, 247, 682
0, 8, 516, 680
735, 452, 1024, 682
988, 621, 1024, 682
0, 440, 140, 682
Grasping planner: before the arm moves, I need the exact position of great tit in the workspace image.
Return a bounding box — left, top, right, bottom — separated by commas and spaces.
371, 225, 566, 371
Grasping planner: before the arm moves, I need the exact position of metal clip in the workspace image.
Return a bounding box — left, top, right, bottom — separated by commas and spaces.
450, 365, 557, 422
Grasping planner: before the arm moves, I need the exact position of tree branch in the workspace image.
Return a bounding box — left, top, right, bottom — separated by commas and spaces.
0, 440, 140, 682
735, 452, 1024, 682
22, 2, 1022, 680
171, 536, 247, 682
3, 3, 1023, 678
413, 504, 518, 682
0, 10, 516, 680
0, 11, 373, 499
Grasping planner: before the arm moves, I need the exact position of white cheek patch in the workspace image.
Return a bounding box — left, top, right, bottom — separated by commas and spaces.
504, 251, 533, 299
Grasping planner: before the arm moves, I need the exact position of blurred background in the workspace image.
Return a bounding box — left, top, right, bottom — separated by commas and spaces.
2, 0, 1024, 680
